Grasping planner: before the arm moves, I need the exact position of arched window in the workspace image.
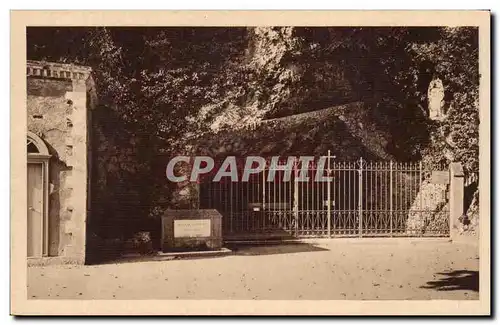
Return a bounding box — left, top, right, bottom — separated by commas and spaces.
27, 139, 39, 153
27, 131, 49, 156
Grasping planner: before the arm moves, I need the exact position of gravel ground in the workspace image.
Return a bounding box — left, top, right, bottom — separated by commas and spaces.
27, 238, 479, 300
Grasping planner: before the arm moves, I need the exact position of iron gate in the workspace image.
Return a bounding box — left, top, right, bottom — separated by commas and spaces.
199, 156, 450, 240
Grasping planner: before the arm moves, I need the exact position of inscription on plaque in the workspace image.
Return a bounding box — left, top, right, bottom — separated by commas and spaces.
431, 171, 450, 184
174, 219, 211, 238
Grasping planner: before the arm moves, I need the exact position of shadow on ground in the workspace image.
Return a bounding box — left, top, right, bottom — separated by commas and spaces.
420, 270, 479, 292
86, 243, 327, 265
226, 242, 329, 256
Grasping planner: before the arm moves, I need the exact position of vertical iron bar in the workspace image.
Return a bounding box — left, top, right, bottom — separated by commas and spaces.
327, 150, 332, 238
247, 172, 251, 232
267, 166, 270, 229
322, 169, 326, 234
197, 181, 200, 210
256, 169, 259, 231
315, 163, 319, 233
239, 179, 243, 232
401, 163, 411, 219
399, 163, 402, 231
348, 162, 351, 232
419, 161, 423, 234
372, 162, 374, 232
293, 163, 299, 236
206, 179, 210, 208
311, 163, 316, 233
370, 162, 373, 232
278, 169, 281, 229
238, 180, 241, 232
290, 167, 292, 235
301, 166, 304, 233
369, 162, 372, 232
385, 163, 388, 233
262, 165, 266, 231
390, 160, 393, 236
224, 176, 228, 231
273, 169, 276, 229
230, 177, 233, 233
358, 157, 363, 237
218, 178, 222, 230
376, 164, 378, 230
333, 161, 336, 235
363, 162, 366, 234
343, 162, 346, 229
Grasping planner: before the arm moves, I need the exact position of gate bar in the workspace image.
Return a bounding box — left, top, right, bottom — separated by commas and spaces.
358, 157, 363, 237
294, 163, 299, 236
327, 150, 332, 238
390, 160, 393, 236
230, 180, 233, 232
419, 161, 423, 226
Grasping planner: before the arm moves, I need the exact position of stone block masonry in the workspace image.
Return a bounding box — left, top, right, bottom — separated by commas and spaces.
27, 60, 96, 264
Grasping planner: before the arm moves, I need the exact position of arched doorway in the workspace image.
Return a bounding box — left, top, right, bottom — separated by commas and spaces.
27, 131, 50, 257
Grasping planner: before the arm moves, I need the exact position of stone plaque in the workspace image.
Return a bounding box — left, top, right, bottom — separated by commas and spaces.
431, 171, 450, 184
162, 209, 223, 252
174, 219, 211, 238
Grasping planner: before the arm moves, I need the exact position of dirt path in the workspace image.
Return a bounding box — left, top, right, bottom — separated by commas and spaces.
28, 238, 479, 300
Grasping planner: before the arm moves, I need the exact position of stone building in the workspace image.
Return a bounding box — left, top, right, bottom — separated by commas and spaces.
27, 60, 96, 264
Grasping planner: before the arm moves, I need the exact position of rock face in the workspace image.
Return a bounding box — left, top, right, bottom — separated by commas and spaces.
427, 78, 447, 121
464, 189, 479, 234
196, 101, 393, 161
406, 180, 449, 235
27, 60, 96, 263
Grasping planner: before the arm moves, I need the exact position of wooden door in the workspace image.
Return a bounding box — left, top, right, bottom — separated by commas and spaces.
27, 163, 43, 257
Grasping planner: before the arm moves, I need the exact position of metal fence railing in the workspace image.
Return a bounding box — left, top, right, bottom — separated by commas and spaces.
199, 154, 450, 240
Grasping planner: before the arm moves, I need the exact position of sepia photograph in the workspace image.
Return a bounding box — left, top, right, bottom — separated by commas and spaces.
10, 10, 490, 315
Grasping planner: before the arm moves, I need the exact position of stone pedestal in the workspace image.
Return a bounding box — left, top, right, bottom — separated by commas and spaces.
161, 209, 223, 252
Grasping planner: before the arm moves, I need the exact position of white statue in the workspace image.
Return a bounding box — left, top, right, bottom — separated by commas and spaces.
427, 77, 446, 121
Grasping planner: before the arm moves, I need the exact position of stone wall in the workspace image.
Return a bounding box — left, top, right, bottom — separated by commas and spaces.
27, 60, 95, 264
406, 179, 449, 235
